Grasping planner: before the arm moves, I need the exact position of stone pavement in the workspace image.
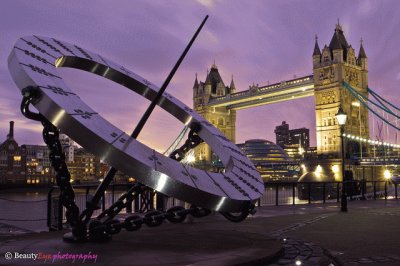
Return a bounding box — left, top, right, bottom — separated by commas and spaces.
0, 199, 399, 265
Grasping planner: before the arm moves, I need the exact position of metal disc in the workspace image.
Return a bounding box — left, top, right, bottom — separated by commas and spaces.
8, 36, 264, 212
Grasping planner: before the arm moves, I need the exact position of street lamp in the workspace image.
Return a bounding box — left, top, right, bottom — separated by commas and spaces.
336, 106, 348, 212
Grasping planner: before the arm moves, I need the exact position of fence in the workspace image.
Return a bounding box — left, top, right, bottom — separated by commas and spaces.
46, 180, 399, 230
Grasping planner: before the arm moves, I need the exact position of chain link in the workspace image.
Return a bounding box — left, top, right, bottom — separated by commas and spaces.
89, 205, 211, 239
21, 86, 86, 239
169, 122, 203, 161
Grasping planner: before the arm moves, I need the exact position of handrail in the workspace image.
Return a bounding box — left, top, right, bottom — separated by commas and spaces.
45, 180, 399, 231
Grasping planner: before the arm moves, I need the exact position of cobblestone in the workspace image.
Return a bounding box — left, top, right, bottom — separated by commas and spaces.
268, 215, 338, 265
344, 255, 400, 265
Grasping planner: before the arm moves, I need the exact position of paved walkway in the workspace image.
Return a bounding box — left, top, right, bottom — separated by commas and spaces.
0, 199, 399, 265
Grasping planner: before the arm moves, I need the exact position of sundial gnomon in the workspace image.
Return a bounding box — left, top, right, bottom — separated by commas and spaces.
8, 16, 264, 242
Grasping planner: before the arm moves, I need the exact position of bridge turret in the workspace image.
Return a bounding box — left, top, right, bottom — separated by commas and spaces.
229, 75, 236, 94
312, 35, 321, 66
358, 39, 368, 70
193, 73, 199, 97
329, 22, 348, 63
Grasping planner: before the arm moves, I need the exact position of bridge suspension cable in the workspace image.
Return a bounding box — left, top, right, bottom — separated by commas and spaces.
343, 82, 400, 132
368, 88, 400, 113
163, 125, 190, 156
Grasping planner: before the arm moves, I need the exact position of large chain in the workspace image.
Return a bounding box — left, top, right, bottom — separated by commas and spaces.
169, 122, 203, 161
20, 87, 85, 239
89, 205, 211, 240
87, 122, 208, 240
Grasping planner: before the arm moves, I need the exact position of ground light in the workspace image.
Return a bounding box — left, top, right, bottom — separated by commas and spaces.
384, 169, 392, 180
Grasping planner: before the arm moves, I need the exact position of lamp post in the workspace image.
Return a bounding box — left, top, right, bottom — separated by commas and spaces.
336, 106, 348, 212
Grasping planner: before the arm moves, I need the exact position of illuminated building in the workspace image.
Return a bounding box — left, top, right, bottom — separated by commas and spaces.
274, 121, 310, 158
22, 144, 55, 184
193, 63, 236, 167
237, 139, 299, 181
0, 121, 25, 184
313, 22, 369, 156
66, 148, 101, 184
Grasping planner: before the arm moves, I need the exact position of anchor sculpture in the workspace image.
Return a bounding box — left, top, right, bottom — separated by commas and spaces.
8, 16, 264, 242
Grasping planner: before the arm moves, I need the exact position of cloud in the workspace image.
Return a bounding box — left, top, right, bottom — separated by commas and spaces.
196, 0, 215, 9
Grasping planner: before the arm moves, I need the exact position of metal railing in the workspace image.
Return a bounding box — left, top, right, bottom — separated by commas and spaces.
47, 180, 399, 231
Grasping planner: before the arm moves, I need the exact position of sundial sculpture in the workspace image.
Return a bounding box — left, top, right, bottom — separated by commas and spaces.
8, 16, 264, 242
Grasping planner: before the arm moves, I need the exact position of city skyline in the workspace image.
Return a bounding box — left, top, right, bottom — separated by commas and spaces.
1, 1, 400, 152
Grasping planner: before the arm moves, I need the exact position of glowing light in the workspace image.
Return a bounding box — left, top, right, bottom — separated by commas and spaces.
183, 150, 196, 164
301, 164, 307, 172
70, 179, 74, 183
185, 154, 196, 163
314, 165, 323, 178
332, 165, 339, 174
335, 107, 347, 125
295, 260, 302, 266
99, 178, 104, 182
384, 170, 392, 180
352, 101, 361, 107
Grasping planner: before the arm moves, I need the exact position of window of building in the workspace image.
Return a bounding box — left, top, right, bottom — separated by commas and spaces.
0, 156, 7, 166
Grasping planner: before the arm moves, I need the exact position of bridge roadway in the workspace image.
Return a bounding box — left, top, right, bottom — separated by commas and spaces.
208, 74, 315, 110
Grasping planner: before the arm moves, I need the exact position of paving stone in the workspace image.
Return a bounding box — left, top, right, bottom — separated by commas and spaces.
387, 255, 400, 260
277, 259, 293, 265
372, 256, 392, 262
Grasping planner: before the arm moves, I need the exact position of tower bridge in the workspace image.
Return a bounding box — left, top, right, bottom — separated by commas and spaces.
193, 22, 371, 165
207, 75, 314, 110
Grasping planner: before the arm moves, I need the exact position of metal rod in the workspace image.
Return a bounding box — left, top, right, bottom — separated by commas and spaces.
81, 15, 209, 223
340, 126, 347, 212
131, 15, 209, 139
292, 182, 295, 205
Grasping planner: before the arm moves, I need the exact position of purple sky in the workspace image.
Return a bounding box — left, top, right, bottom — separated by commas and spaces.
1, 0, 400, 152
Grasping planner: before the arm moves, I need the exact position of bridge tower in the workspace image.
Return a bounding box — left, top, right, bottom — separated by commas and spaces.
193, 63, 236, 167
313, 22, 369, 157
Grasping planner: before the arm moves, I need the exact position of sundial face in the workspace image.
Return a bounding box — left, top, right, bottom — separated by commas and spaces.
8, 36, 264, 212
